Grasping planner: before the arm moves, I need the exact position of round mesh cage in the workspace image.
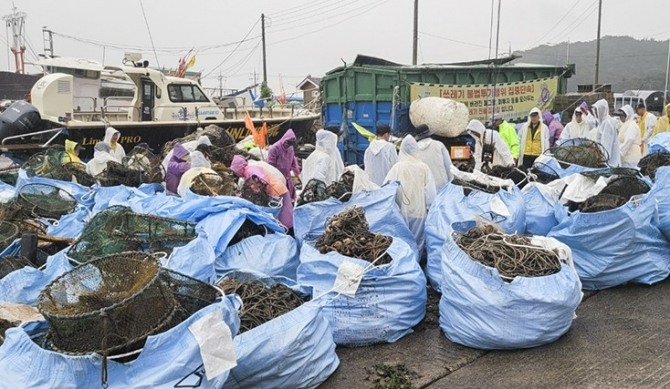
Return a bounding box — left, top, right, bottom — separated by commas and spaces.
451, 177, 503, 195
488, 165, 529, 186
297, 179, 328, 206
190, 172, 237, 197
638, 152, 670, 182
0, 221, 19, 253
530, 162, 560, 184
582, 167, 642, 180
21, 147, 67, 180
160, 268, 220, 315
63, 162, 96, 187
17, 183, 77, 219
546, 139, 609, 168
0, 255, 35, 280
579, 193, 629, 213
599, 176, 650, 201
38, 252, 177, 355
0, 164, 19, 186
325, 171, 354, 202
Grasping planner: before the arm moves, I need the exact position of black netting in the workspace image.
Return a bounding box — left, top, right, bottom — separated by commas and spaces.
163, 125, 255, 166
159, 268, 219, 315
325, 171, 355, 201
0, 255, 35, 279
239, 179, 271, 206
21, 147, 70, 181
67, 206, 197, 263
579, 193, 628, 213
487, 165, 529, 187
228, 219, 271, 247
190, 172, 237, 197
546, 139, 609, 168
581, 167, 642, 180
297, 179, 328, 206
529, 162, 560, 184
62, 162, 96, 186
38, 252, 177, 355
599, 176, 650, 202
452, 177, 503, 195
0, 221, 19, 253
17, 183, 77, 219
638, 152, 670, 182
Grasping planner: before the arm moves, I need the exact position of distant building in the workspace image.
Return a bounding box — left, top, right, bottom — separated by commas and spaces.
297, 75, 321, 107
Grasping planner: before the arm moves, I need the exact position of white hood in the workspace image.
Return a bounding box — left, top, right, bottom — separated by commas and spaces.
593, 99, 610, 124
103, 127, 120, 145
368, 139, 388, 155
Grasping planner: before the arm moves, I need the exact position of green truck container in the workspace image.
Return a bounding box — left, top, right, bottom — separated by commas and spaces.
321, 55, 574, 164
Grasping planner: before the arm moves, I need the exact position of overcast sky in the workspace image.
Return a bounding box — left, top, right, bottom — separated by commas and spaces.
2, 0, 668, 96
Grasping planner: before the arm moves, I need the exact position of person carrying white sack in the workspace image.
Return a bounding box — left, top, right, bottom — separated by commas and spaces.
466, 119, 514, 172
364, 124, 398, 186
177, 148, 217, 198
102, 127, 126, 163
592, 99, 621, 167
301, 129, 344, 186
384, 135, 437, 252
614, 104, 642, 168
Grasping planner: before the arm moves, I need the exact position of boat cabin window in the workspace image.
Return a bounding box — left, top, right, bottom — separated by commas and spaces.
167, 84, 210, 103
46, 66, 100, 79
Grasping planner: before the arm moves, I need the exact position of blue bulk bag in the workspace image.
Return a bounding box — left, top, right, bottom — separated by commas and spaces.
654, 167, 670, 242
439, 221, 583, 350
0, 249, 72, 306
293, 182, 418, 254
548, 174, 670, 290
425, 182, 526, 290
220, 270, 339, 389
648, 133, 670, 154
217, 234, 298, 280
533, 155, 599, 178
522, 182, 560, 236
297, 237, 426, 347
0, 298, 240, 389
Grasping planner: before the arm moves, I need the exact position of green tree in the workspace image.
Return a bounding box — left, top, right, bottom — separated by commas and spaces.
260, 81, 273, 100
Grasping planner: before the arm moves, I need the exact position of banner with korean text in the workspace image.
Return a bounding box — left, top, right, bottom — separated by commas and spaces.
409, 77, 559, 122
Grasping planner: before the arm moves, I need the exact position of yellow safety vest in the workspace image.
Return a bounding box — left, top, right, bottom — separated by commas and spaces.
524, 125, 542, 156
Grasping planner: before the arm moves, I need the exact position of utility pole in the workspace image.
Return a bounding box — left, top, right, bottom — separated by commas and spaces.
261, 13, 268, 84
412, 0, 418, 65
491, 0, 501, 121
595, 0, 602, 85
664, 38, 670, 108
217, 72, 224, 98
2, 5, 27, 74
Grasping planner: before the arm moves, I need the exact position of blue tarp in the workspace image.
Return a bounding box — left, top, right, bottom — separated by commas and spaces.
425, 182, 526, 290
439, 220, 583, 350
648, 133, 670, 154
522, 183, 560, 236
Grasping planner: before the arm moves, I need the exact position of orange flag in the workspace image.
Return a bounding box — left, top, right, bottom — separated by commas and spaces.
244, 111, 267, 148
258, 122, 268, 149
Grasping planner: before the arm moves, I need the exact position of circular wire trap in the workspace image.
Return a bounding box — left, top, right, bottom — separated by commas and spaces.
599, 176, 650, 201
37, 252, 177, 355
0, 255, 35, 280
17, 183, 77, 219
579, 193, 628, 213
190, 172, 237, 197
0, 221, 19, 252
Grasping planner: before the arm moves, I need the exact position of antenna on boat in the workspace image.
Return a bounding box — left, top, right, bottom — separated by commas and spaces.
138, 0, 160, 68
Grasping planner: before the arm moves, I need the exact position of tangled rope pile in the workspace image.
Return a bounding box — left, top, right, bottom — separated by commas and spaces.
315, 206, 393, 265
217, 278, 305, 333
454, 225, 562, 279
325, 171, 355, 201
452, 177, 503, 195
547, 139, 609, 168
297, 179, 328, 206
638, 152, 670, 181
190, 172, 237, 197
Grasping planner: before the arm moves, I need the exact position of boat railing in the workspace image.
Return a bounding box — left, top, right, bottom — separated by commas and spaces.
220, 105, 299, 120
73, 97, 99, 112
1, 127, 64, 151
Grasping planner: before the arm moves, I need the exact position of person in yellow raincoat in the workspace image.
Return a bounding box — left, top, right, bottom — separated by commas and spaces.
62, 139, 84, 164
652, 103, 670, 137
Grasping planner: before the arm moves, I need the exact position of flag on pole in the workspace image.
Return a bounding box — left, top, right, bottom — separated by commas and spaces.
278, 76, 287, 105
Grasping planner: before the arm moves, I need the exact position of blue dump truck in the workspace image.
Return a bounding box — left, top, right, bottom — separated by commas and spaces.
320, 55, 574, 166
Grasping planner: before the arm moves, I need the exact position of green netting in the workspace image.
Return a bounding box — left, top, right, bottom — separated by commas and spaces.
17, 183, 78, 219
67, 206, 197, 264
638, 152, 670, 182
0, 221, 19, 253
547, 139, 609, 168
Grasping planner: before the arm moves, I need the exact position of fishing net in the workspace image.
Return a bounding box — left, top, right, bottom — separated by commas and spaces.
529, 162, 560, 184
0, 221, 19, 253
17, 183, 77, 219
578, 193, 628, 213
0, 164, 19, 186
190, 172, 237, 197
453, 224, 562, 279
0, 255, 35, 280
96, 156, 162, 188
297, 179, 328, 206
62, 162, 96, 187
217, 277, 305, 333
239, 179, 271, 206
160, 268, 220, 315
325, 171, 355, 201
599, 176, 650, 202
209, 145, 256, 166
315, 206, 393, 265
487, 165, 529, 187
21, 146, 70, 181
546, 139, 609, 168
452, 177, 503, 195
228, 219, 272, 247
638, 152, 670, 182
38, 252, 178, 355
122, 146, 165, 184
581, 167, 642, 180
163, 125, 255, 166
67, 206, 197, 264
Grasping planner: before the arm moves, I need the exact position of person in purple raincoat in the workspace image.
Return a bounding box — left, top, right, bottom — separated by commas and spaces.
543, 110, 564, 148
267, 129, 301, 200
165, 143, 191, 194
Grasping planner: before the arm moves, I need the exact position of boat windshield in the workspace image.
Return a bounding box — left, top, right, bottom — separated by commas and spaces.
167, 84, 210, 103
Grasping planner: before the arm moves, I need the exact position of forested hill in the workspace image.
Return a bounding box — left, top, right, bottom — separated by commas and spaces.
512, 36, 668, 92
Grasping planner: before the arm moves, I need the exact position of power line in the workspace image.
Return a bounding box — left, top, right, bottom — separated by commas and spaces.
270, 0, 331, 17
270, 0, 376, 34
270, 0, 363, 27
202, 18, 261, 79
542, 0, 600, 46
527, 0, 583, 48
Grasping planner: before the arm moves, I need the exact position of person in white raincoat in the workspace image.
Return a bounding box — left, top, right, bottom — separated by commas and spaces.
384, 136, 437, 252
558, 107, 596, 143
86, 142, 115, 176
466, 119, 514, 172
102, 127, 126, 162
301, 129, 344, 186
364, 124, 398, 186
413, 124, 453, 191
161, 135, 212, 175
615, 104, 642, 168
592, 99, 621, 167
517, 108, 550, 169
177, 150, 217, 197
